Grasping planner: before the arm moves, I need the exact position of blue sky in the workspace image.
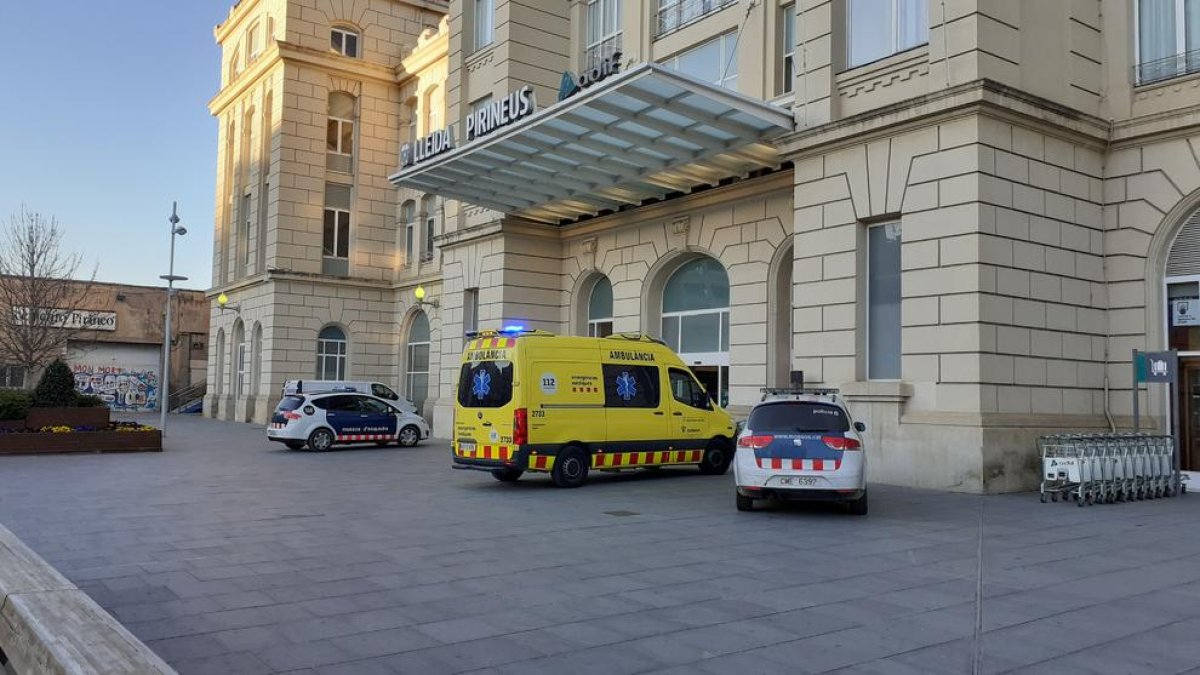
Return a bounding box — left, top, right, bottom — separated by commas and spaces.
1, 1, 232, 290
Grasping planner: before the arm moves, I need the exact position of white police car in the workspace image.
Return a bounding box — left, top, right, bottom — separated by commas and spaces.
267, 392, 430, 451
734, 388, 868, 515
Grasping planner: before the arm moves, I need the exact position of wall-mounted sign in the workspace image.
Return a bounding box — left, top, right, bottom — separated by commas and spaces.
1172, 299, 1200, 326
12, 307, 117, 331
558, 51, 623, 101
400, 128, 456, 168
466, 86, 537, 142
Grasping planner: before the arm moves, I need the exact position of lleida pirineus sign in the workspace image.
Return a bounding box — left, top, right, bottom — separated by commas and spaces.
11, 307, 118, 331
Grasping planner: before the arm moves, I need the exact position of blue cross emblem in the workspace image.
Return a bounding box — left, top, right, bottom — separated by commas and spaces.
616, 371, 637, 401
472, 371, 491, 399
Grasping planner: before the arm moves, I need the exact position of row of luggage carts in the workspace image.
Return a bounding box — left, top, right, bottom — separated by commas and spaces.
1038, 433, 1186, 506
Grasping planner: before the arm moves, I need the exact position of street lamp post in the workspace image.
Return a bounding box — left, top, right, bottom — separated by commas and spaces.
159, 202, 188, 435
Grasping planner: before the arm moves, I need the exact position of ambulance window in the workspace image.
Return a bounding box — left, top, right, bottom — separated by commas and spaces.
749, 402, 850, 433
458, 360, 514, 408
601, 365, 660, 408
669, 369, 710, 409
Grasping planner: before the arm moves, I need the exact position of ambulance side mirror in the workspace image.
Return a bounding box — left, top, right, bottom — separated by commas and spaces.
854, 422, 866, 432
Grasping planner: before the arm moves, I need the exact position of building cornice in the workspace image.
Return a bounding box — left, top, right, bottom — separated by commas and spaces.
398, 19, 449, 80
215, 0, 263, 43
1110, 104, 1200, 147
209, 44, 280, 116
779, 79, 1114, 160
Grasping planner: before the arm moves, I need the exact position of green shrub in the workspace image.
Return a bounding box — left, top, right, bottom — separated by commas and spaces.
75, 394, 106, 408
32, 360, 78, 408
0, 390, 31, 420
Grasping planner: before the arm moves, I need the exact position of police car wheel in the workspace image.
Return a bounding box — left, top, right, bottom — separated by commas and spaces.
284, 441, 305, 450
698, 439, 733, 475
736, 494, 755, 512
491, 468, 523, 482
398, 425, 421, 447
551, 446, 589, 488
308, 428, 335, 452
846, 490, 869, 516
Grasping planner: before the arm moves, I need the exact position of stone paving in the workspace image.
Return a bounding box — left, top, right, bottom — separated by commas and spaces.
1, 414, 1200, 674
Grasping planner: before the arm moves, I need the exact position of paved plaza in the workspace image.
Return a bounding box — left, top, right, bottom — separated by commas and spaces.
1, 415, 1200, 674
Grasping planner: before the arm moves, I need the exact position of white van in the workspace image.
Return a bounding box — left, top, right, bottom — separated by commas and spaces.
281, 380, 416, 413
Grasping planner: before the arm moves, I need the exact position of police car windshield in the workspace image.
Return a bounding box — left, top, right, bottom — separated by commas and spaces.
749, 402, 850, 433
457, 361, 513, 408
276, 396, 305, 412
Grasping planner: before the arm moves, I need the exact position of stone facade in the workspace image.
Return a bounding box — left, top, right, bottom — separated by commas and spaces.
208, 0, 1200, 493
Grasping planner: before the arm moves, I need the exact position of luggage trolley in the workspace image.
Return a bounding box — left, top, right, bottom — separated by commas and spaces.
1039, 433, 1185, 506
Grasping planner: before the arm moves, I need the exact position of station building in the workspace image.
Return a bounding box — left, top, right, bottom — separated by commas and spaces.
206, 0, 1200, 493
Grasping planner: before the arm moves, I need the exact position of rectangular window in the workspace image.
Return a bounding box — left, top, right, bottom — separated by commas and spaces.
331, 27, 359, 58
323, 183, 351, 276
401, 201, 415, 268
236, 341, 249, 397
464, 288, 479, 334
602, 364, 661, 408
588, 321, 613, 338
247, 22, 260, 61
781, 4, 796, 95
1137, 0, 1200, 83
847, 0, 928, 69
663, 32, 738, 89
421, 196, 437, 263
867, 222, 902, 380
586, 0, 623, 68
241, 193, 252, 269
0, 365, 25, 389
656, 0, 737, 37
473, 0, 494, 52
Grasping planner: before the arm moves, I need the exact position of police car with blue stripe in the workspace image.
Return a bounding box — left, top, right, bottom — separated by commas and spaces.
268, 391, 430, 451
734, 388, 868, 515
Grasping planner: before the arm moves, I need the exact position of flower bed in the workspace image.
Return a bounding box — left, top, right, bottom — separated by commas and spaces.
0, 422, 162, 455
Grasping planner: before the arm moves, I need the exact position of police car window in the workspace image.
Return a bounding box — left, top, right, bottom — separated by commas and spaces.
748, 402, 850, 433
372, 384, 397, 400
458, 360, 513, 408
668, 369, 708, 409
276, 396, 305, 411
322, 395, 359, 412
357, 397, 391, 414
601, 365, 660, 408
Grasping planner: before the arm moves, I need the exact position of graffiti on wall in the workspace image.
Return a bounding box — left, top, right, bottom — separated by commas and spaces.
72, 364, 159, 412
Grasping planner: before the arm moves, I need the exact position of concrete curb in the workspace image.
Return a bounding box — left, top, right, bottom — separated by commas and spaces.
0, 524, 176, 675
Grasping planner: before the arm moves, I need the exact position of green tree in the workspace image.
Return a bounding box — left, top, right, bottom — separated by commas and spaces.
31, 359, 77, 408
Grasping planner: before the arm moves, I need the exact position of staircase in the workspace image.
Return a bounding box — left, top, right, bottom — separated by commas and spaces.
169, 382, 206, 414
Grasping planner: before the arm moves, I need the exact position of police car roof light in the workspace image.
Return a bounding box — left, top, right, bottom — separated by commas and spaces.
760, 387, 840, 401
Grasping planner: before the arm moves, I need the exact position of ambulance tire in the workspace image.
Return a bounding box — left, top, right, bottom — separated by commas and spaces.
284, 441, 305, 450
551, 446, 590, 488
491, 468, 524, 482
307, 428, 335, 452
698, 439, 733, 475
846, 490, 869, 516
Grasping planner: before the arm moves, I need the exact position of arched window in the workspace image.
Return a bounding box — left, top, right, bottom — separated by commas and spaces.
406, 312, 431, 411
316, 325, 347, 379
331, 26, 359, 58
230, 47, 241, 78
401, 200, 416, 267
246, 21, 261, 62
233, 321, 248, 398
661, 257, 730, 406
251, 322, 263, 396
326, 92, 355, 173
421, 195, 438, 262
588, 276, 614, 337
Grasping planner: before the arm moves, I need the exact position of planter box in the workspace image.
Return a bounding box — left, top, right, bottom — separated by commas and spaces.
25, 407, 110, 430
0, 430, 162, 455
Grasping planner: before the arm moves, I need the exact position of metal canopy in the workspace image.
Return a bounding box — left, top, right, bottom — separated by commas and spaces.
388, 62, 795, 224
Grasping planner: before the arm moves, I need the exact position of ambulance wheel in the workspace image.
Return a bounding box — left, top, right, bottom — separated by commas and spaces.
698, 439, 733, 475
307, 428, 335, 452
491, 468, 524, 482
846, 490, 869, 516
551, 446, 589, 488
736, 494, 755, 512
398, 425, 421, 447
284, 441, 305, 450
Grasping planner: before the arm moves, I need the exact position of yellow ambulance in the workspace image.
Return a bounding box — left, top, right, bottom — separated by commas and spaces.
452, 327, 736, 487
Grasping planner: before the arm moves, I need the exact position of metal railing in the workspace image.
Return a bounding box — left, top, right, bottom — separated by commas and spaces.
169, 382, 207, 412
655, 0, 736, 38
1135, 48, 1200, 86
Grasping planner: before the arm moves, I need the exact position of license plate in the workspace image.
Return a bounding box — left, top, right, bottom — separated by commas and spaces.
779, 476, 818, 487
459, 441, 476, 454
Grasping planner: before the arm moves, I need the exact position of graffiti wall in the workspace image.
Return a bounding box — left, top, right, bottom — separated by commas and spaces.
67, 344, 160, 412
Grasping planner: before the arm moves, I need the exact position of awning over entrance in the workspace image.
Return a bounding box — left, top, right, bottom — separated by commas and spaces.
388, 63, 795, 224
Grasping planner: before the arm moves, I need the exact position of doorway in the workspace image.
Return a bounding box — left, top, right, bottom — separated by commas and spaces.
689, 365, 729, 408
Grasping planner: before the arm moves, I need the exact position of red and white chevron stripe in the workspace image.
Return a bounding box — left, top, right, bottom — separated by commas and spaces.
270, 423, 286, 430
757, 458, 842, 471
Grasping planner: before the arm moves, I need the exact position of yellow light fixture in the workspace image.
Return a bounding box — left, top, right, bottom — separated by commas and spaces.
217, 292, 229, 307
216, 292, 240, 314
413, 285, 438, 308
414, 286, 426, 301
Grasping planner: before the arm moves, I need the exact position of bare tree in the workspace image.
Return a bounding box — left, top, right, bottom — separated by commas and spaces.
0, 207, 97, 388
